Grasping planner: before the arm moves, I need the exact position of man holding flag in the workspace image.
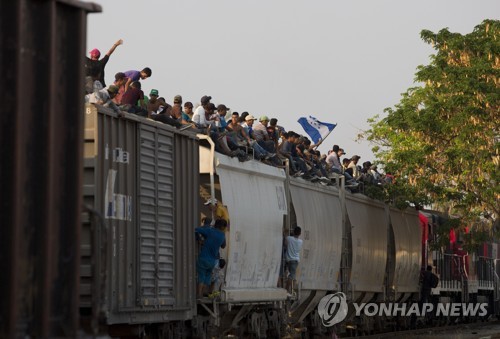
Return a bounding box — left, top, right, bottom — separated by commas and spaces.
297, 116, 336, 147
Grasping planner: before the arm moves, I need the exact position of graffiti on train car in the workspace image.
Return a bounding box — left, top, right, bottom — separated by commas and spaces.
105, 169, 132, 221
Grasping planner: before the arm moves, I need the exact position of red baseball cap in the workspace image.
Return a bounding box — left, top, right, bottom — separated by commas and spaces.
89, 48, 101, 58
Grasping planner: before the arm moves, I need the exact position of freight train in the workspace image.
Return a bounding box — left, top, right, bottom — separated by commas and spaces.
3, 2, 496, 337
79, 104, 500, 338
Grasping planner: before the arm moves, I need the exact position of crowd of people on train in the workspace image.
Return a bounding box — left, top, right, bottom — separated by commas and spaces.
83, 39, 395, 193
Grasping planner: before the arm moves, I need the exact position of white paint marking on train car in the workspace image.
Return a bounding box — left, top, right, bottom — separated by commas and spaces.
105, 169, 132, 221
113, 147, 129, 164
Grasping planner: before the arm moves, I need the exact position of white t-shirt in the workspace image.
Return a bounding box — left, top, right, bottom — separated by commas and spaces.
253, 122, 268, 141
326, 153, 342, 171
192, 106, 208, 126
286, 236, 303, 262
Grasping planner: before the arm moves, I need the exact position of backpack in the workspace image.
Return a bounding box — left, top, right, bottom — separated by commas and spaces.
431, 273, 439, 288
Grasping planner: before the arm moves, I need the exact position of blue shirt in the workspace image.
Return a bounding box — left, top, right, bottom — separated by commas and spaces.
181, 111, 192, 122
195, 226, 226, 262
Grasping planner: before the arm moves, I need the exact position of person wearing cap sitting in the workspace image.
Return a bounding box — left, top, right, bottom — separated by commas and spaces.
214, 104, 229, 130
326, 145, 343, 175
348, 155, 362, 180
147, 89, 169, 117
85, 38, 123, 88
85, 85, 121, 113
192, 95, 213, 129
267, 118, 282, 151
171, 95, 183, 119
202, 104, 240, 156
226, 112, 253, 157
253, 115, 277, 153
242, 115, 276, 161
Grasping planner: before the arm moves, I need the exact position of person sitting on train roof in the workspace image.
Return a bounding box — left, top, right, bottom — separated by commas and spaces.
226, 112, 250, 144
342, 158, 353, 177
253, 116, 276, 153
151, 104, 183, 128
266, 118, 281, 151
338, 147, 346, 161
195, 219, 227, 298
326, 145, 342, 175
370, 164, 382, 182
207, 105, 239, 157
358, 161, 375, 185
147, 89, 170, 117
192, 95, 212, 128
242, 115, 276, 161
171, 95, 193, 128
119, 81, 148, 117
238, 112, 249, 125
297, 137, 321, 179
85, 38, 123, 88
85, 84, 121, 113
280, 132, 307, 176
210, 104, 229, 131
182, 101, 194, 122
110, 72, 127, 105
270, 118, 285, 137
310, 149, 329, 179
348, 155, 361, 180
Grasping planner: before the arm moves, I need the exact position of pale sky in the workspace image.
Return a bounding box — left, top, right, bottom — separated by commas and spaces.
86, 0, 498, 163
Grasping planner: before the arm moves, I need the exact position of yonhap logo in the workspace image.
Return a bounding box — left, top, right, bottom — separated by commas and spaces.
317, 295, 488, 327
317, 292, 348, 327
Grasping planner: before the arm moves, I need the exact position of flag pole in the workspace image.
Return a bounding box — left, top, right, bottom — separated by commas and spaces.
313, 127, 335, 150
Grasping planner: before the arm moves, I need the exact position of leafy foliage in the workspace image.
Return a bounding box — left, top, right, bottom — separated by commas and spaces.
361, 20, 499, 229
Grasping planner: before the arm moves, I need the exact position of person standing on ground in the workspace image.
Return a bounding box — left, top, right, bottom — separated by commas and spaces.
420, 265, 437, 304
285, 226, 303, 293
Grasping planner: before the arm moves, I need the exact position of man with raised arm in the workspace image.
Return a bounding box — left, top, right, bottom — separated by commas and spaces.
85, 39, 123, 87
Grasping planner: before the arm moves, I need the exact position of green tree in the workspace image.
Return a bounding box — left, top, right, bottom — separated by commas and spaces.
362, 20, 499, 229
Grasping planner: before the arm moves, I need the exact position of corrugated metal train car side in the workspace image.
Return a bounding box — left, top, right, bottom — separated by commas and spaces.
82, 104, 198, 332
0, 0, 100, 337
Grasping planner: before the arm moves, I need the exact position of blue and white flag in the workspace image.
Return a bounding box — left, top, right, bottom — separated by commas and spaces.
297, 116, 337, 144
